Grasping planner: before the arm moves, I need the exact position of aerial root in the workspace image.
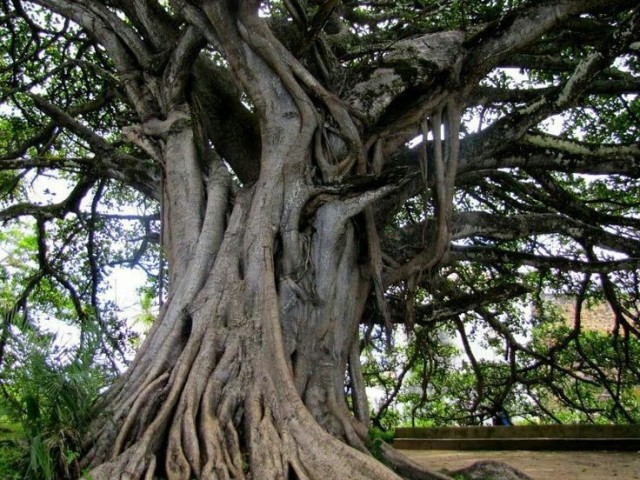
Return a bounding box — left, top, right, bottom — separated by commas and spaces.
143, 455, 156, 480
81, 372, 170, 469
165, 335, 243, 480
288, 457, 312, 480
283, 435, 313, 480
324, 392, 369, 453
165, 403, 194, 479
245, 390, 288, 480
200, 419, 245, 480
165, 373, 246, 480
200, 367, 245, 480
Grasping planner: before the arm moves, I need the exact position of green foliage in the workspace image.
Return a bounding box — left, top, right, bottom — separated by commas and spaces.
0, 217, 128, 479
363, 322, 480, 429
365, 427, 394, 463
452, 475, 470, 480
0, 325, 110, 480
0, 420, 25, 480
365, 291, 640, 428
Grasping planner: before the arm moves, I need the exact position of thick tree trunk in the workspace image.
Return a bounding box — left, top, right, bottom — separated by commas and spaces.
77, 5, 528, 480
82, 112, 417, 480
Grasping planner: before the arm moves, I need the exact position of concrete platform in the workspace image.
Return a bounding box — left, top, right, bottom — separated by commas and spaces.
394, 425, 640, 451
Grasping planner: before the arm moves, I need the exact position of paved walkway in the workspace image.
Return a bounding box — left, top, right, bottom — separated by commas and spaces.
400, 449, 640, 480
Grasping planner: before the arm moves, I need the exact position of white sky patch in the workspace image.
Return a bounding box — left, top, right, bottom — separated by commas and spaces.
0, 169, 154, 361
109, 266, 148, 314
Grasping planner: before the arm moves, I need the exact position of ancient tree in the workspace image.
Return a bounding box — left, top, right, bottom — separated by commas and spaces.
1, 1, 639, 479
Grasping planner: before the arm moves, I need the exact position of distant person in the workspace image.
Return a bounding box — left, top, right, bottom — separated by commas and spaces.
493, 408, 512, 426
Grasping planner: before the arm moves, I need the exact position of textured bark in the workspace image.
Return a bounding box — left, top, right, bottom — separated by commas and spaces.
7, 1, 633, 478
81, 105, 418, 480
74, 4, 441, 477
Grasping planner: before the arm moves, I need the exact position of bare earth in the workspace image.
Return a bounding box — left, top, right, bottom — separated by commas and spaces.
400, 449, 640, 480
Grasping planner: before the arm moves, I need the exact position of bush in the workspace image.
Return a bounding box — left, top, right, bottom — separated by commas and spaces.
0, 328, 111, 479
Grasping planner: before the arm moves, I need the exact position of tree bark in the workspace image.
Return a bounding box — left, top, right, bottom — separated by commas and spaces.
81, 106, 419, 479
74, 4, 419, 475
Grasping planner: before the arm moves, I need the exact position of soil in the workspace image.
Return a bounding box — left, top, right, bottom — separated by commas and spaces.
400, 449, 640, 480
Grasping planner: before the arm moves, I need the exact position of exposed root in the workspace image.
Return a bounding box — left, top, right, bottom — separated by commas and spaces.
448, 460, 534, 480
87, 442, 157, 480
381, 444, 536, 480
381, 443, 455, 480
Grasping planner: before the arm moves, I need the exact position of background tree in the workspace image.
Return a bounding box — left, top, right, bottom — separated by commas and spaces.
365, 298, 640, 429
0, 1, 639, 479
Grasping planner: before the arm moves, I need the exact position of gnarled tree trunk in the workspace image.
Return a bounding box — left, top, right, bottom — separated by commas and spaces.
81, 74, 426, 480
79, 5, 441, 478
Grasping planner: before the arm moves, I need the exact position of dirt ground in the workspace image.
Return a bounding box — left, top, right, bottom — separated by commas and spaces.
400, 449, 640, 480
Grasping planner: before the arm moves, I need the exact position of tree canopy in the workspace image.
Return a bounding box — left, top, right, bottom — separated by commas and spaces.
1, 1, 639, 479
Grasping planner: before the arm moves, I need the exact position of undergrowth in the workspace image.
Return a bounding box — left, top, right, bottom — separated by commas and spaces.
366, 427, 395, 463
0, 327, 112, 479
